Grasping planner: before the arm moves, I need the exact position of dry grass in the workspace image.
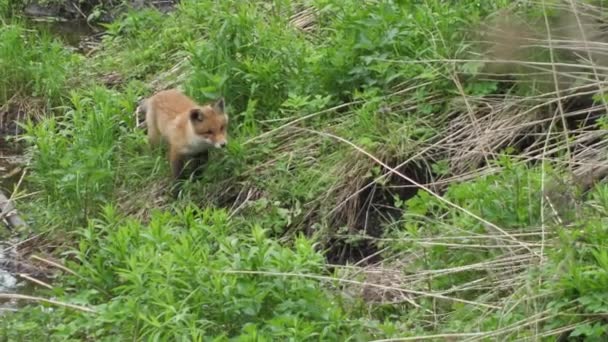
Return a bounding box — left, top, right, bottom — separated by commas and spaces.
183, 2, 608, 338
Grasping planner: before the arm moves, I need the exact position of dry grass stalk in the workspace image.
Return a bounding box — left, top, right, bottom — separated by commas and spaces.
0, 293, 96, 313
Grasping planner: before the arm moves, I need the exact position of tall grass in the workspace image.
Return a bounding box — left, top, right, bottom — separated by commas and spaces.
18, 84, 149, 228
0, 24, 75, 104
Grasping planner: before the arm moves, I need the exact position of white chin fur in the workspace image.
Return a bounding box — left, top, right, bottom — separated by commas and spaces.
183, 135, 213, 154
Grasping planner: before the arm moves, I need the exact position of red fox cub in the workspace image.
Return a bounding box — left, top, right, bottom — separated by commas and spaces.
137, 89, 228, 180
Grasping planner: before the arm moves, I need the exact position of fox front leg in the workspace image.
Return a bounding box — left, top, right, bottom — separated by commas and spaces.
190, 150, 209, 179
169, 147, 187, 181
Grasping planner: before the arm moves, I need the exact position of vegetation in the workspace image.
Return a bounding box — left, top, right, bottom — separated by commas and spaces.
2, 0, 608, 340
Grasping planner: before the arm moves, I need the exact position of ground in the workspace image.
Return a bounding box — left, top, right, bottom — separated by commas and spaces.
1, 0, 608, 340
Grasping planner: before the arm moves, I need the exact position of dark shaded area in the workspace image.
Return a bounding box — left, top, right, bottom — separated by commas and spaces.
325, 164, 431, 265
26, 18, 103, 49
0, 104, 26, 196
21, 0, 179, 23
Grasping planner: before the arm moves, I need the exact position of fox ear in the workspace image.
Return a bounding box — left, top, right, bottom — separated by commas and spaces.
189, 108, 203, 122
213, 97, 225, 113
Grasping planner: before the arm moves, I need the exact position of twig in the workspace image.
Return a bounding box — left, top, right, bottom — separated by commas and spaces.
371, 332, 487, 342
244, 100, 363, 145
2, 231, 47, 253
228, 189, 254, 219
30, 255, 78, 276
18, 273, 53, 289
219, 269, 501, 309
0, 294, 96, 313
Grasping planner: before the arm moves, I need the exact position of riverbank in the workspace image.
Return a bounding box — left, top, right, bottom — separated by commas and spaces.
2, 0, 608, 340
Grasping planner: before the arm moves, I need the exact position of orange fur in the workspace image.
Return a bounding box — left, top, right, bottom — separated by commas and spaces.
138, 88, 228, 180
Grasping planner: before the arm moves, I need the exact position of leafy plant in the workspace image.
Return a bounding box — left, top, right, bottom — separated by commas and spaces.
1, 205, 378, 340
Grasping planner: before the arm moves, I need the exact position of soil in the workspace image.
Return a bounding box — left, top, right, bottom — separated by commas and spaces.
23, 0, 179, 23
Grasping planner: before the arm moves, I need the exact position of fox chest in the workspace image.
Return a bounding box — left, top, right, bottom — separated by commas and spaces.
179, 133, 212, 156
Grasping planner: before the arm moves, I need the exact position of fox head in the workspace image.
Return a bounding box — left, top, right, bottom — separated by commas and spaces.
189, 98, 229, 148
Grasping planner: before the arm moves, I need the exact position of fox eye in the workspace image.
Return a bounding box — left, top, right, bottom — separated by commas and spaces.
220, 125, 225, 131
205, 130, 213, 135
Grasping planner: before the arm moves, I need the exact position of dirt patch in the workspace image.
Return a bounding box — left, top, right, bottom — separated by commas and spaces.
0, 143, 26, 196
0, 102, 29, 139
23, 0, 180, 23
0, 104, 28, 194
0, 237, 54, 281
0, 234, 64, 316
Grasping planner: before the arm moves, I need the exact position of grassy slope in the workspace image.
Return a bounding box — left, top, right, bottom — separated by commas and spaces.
2, 0, 608, 340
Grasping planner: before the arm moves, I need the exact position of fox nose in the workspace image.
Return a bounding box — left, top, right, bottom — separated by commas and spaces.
215, 141, 227, 148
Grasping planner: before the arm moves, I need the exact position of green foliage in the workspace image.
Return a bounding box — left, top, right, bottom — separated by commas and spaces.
0, 23, 76, 104
1, 205, 378, 340
0, 0, 13, 18
95, 7, 180, 78
93, 0, 513, 128
384, 165, 608, 336
543, 183, 608, 339
388, 160, 546, 294
184, 1, 311, 119
19, 84, 145, 227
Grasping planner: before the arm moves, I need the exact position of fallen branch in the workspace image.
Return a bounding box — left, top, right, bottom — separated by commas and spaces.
18, 273, 53, 290
30, 254, 78, 276
0, 293, 96, 313
219, 269, 501, 310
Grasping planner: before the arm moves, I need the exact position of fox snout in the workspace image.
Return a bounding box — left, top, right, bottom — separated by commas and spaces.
214, 139, 227, 148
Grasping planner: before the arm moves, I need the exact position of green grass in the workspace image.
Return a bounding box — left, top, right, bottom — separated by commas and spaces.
0, 23, 78, 105
2, 0, 608, 340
